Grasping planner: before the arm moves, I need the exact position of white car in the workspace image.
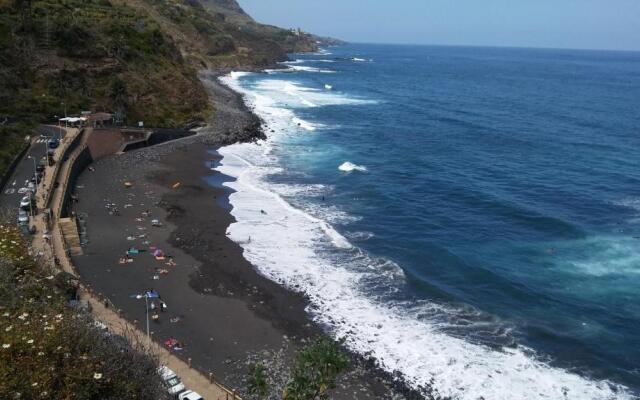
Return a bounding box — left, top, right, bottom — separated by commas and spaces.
179, 390, 203, 400
158, 366, 185, 396
19, 196, 32, 209
17, 210, 29, 225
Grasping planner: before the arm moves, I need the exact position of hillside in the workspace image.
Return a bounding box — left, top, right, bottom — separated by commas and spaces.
0, 224, 170, 399
0, 0, 333, 173
0, 0, 324, 126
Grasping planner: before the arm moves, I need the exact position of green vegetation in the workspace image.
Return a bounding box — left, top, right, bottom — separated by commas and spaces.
0, 0, 331, 174
0, 124, 30, 178
0, 0, 211, 127
247, 337, 349, 400
283, 337, 349, 400
247, 363, 269, 399
0, 224, 169, 399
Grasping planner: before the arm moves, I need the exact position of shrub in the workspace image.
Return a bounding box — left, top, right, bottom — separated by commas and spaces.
247, 363, 269, 399
0, 225, 170, 400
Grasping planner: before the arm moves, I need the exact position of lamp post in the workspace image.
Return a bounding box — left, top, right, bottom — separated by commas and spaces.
27, 155, 38, 188
135, 290, 159, 339
136, 293, 150, 338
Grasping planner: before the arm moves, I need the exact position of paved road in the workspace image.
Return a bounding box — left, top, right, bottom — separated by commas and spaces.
0, 125, 67, 218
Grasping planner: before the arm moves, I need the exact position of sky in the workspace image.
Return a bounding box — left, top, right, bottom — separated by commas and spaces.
237, 0, 640, 51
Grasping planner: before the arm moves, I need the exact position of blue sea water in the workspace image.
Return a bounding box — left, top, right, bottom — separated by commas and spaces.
216, 44, 640, 399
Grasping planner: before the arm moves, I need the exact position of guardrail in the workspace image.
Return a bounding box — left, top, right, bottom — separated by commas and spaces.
44, 128, 85, 210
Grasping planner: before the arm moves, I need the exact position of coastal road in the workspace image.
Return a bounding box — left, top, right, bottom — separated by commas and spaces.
0, 125, 67, 216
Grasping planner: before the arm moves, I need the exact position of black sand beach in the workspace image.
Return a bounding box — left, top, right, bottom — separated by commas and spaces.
70, 76, 412, 399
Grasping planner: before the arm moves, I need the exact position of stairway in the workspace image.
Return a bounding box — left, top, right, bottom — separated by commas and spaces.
59, 217, 83, 256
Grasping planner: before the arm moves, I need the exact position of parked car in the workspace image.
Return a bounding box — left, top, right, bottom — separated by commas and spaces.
19, 196, 32, 210
158, 366, 185, 397
178, 390, 203, 400
36, 162, 46, 173
17, 210, 29, 225
47, 138, 60, 149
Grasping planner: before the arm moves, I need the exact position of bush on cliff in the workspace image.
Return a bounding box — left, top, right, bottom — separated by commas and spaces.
0, 225, 169, 400
246, 336, 349, 400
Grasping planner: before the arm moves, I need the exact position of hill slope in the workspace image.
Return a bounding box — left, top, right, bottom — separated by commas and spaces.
0, 0, 325, 129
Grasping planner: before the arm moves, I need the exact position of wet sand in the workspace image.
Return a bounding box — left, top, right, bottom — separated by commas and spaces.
70, 76, 412, 399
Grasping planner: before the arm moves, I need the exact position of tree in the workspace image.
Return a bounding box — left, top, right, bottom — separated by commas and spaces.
282, 337, 348, 400
247, 363, 269, 399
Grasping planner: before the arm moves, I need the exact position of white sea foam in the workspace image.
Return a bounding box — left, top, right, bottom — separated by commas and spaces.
291, 117, 317, 131
217, 71, 634, 400
561, 236, 640, 277
269, 183, 330, 198
252, 79, 377, 108
613, 198, 640, 225
338, 161, 367, 172
613, 198, 640, 212
288, 65, 336, 73
281, 59, 338, 65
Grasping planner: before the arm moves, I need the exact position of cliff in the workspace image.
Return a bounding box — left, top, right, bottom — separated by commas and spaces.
0, 0, 333, 132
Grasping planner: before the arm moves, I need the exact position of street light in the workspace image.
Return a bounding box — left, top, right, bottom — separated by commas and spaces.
27, 155, 38, 188
135, 294, 150, 338
135, 290, 160, 338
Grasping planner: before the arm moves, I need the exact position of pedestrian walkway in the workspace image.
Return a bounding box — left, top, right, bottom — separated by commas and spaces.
29, 126, 240, 400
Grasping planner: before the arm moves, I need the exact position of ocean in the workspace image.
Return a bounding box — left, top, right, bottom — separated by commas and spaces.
215, 44, 640, 399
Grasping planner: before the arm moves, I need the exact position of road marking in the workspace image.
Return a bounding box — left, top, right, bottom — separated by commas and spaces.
4, 188, 15, 195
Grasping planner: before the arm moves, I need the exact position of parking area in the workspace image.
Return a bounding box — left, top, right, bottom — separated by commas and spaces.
0, 125, 67, 221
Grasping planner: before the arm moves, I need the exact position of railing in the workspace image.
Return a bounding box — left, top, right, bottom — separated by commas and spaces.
44, 128, 85, 210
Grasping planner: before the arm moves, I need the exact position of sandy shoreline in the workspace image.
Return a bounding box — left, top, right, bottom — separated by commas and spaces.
70, 75, 417, 399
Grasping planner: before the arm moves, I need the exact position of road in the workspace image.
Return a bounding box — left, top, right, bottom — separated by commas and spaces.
0, 125, 67, 218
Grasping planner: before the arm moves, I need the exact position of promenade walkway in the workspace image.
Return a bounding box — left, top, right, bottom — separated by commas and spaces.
30, 126, 239, 400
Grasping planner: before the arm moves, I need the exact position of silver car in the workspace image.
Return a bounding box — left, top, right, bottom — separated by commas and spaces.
17, 210, 29, 225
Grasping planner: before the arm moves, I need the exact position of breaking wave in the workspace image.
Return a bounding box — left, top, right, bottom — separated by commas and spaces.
216, 71, 634, 400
